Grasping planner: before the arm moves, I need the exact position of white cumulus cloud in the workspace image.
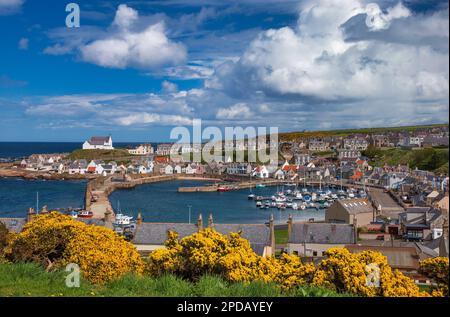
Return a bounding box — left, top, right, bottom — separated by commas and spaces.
80, 5, 186, 69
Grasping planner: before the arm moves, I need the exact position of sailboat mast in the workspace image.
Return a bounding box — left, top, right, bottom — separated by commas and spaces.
36, 191, 39, 214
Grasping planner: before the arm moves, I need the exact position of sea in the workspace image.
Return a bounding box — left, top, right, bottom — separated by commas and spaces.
0, 142, 156, 161
0, 142, 326, 224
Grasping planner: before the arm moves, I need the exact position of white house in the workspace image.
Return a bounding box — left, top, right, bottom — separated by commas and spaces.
82, 136, 114, 150
173, 165, 182, 174
164, 165, 174, 175
185, 164, 196, 174
253, 165, 269, 178
128, 144, 154, 155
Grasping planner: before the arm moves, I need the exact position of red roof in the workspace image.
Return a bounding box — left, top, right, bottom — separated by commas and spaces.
87, 166, 96, 173
356, 159, 366, 165
154, 156, 169, 163
351, 170, 363, 180
282, 165, 298, 172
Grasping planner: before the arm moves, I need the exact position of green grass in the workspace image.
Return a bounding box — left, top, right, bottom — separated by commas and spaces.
363, 147, 449, 173
67, 149, 133, 162
279, 123, 448, 141
0, 262, 347, 297
275, 229, 288, 244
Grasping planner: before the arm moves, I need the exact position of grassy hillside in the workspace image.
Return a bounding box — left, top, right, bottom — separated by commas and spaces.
362, 146, 449, 173
279, 123, 448, 141
0, 262, 346, 297
67, 149, 134, 163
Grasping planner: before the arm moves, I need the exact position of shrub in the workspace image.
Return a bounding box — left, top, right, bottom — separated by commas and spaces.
312, 248, 427, 297
5, 212, 144, 284
148, 230, 432, 297
419, 257, 449, 297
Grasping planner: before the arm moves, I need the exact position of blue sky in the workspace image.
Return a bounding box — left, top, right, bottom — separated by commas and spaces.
0, 0, 448, 142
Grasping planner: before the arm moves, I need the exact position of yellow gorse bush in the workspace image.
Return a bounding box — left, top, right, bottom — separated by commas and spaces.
147, 228, 436, 297
419, 257, 449, 297
311, 248, 428, 297
5, 212, 144, 284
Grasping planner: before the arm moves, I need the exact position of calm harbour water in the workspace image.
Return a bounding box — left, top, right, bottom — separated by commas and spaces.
109, 180, 326, 224
0, 178, 87, 217
0, 178, 326, 224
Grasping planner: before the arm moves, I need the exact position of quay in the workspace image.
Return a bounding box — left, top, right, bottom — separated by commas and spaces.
178, 179, 386, 193
85, 174, 223, 219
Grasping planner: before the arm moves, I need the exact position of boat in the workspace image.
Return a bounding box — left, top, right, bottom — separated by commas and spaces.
78, 210, 93, 218
256, 201, 262, 207
114, 214, 134, 226
255, 184, 265, 188
217, 187, 230, 192
303, 195, 312, 202
69, 211, 78, 219
299, 203, 307, 210
248, 194, 256, 200
292, 203, 298, 210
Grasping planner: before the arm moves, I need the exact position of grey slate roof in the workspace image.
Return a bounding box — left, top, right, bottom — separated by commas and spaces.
335, 198, 373, 215
212, 223, 271, 256
132, 222, 198, 245
0, 217, 27, 233
289, 223, 355, 244
88, 136, 110, 145
132, 222, 271, 256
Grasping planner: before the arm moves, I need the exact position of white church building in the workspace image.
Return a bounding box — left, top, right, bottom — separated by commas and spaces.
82, 136, 114, 150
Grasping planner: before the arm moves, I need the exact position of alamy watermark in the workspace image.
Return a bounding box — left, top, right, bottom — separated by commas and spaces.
169, 119, 279, 164
365, 263, 381, 288
65, 3, 80, 28
65, 263, 80, 288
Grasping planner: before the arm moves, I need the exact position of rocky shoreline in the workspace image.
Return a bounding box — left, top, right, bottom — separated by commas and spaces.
0, 167, 96, 181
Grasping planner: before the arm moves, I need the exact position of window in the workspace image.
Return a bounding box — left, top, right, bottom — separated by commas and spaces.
313, 251, 318, 256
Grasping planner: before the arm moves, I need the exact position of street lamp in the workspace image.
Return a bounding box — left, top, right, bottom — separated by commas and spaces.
187, 204, 192, 224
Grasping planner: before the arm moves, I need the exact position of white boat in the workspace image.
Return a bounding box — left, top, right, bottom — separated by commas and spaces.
348, 193, 355, 198
256, 201, 262, 207
299, 203, 306, 210
114, 214, 134, 225
248, 194, 256, 200
292, 203, 299, 210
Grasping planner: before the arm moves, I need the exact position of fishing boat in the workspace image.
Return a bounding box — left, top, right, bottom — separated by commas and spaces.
69, 210, 78, 218
248, 194, 256, 200
303, 194, 312, 202
78, 210, 93, 218
114, 214, 134, 226
255, 183, 265, 188
292, 203, 299, 210
217, 187, 230, 192
256, 201, 262, 207
299, 203, 307, 210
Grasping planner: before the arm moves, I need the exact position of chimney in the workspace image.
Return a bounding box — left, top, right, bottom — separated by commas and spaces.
197, 214, 203, 231
137, 212, 143, 226
352, 217, 358, 243
41, 205, 49, 214
27, 207, 36, 223
287, 214, 293, 240
208, 214, 213, 228
104, 209, 113, 230
269, 214, 275, 256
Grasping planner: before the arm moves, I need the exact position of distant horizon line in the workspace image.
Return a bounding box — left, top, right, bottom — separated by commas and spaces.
0, 122, 448, 143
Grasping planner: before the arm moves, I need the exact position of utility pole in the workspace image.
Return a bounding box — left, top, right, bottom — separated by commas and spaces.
187, 204, 192, 224
36, 191, 39, 214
